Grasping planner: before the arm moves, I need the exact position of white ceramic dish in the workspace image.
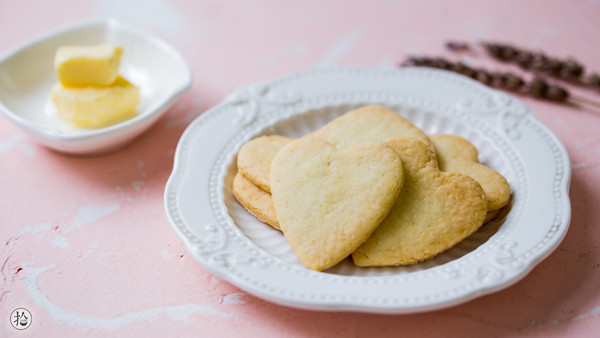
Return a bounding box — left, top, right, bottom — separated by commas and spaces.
164, 66, 571, 313
0, 18, 191, 155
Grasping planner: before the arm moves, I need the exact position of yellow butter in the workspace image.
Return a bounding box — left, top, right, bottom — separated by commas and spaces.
55, 44, 123, 87
51, 76, 140, 128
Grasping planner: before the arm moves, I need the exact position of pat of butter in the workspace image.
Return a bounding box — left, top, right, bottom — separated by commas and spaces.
51, 76, 140, 128
55, 44, 123, 87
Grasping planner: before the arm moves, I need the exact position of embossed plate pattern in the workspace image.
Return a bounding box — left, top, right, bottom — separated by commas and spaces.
164, 67, 571, 313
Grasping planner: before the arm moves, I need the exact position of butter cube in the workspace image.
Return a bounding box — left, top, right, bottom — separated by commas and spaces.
55, 44, 123, 87
50, 76, 140, 128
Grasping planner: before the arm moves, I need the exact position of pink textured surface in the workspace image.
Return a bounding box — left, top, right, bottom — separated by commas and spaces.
1, 0, 600, 336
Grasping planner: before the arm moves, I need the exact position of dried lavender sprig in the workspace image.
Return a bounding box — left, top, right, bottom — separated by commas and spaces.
446, 40, 600, 89
481, 41, 583, 78
402, 56, 569, 102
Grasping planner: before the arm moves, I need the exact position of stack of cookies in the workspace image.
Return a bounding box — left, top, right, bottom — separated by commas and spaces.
232, 105, 510, 271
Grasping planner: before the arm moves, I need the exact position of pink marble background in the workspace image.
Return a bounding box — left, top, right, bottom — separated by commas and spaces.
1, 0, 600, 336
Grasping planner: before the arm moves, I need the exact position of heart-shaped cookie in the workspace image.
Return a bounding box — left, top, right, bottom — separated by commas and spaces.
270, 137, 405, 271
238, 135, 292, 193
430, 134, 510, 211
352, 138, 488, 267
311, 105, 433, 151
232, 172, 280, 229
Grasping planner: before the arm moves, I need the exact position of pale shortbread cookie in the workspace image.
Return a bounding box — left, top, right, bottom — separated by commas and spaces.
430, 134, 510, 211
270, 137, 404, 271
237, 135, 292, 193
311, 105, 433, 151
232, 173, 280, 230
237, 105, 430, 192
430, 133, 479, 162
352, 138, 488, 267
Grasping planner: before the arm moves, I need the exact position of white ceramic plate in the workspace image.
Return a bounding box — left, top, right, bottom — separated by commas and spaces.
164, 67, 571, 313
0, 19, 191, 155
